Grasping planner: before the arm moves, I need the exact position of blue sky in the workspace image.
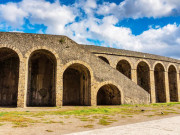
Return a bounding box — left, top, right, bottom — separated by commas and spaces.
0, 0, 180, 58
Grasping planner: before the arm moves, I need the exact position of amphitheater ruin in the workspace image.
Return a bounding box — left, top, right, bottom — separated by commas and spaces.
0, 32, 179, 107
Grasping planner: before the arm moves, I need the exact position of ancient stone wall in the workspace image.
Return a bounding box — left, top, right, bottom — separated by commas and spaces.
80, 45, 180, 103
0, 32, 179, 108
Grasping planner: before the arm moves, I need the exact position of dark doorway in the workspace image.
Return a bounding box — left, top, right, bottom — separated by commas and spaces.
63, 63, 91, 106
137, 61, 150, 93
154, 63, 166, 103
0, 48, 19, 107
27, 50, 56, 107
116, 60, 131, 79
168, 65, 178, 102
97, 84, 121, 105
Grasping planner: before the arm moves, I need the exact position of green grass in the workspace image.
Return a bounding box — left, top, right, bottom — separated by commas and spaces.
44, 120, 58, 124
144, 114, 155, 117
59, 121, 64, 124
0, 102, 178, 117
0, 123, 4, 126
12, 122, 28, 128
0, 102, 179, 127
151, 102, 180, 107
82, 124, 94, 128
79, 116, 94, 122
98, 115, 117, 126
98, 118, 112, 126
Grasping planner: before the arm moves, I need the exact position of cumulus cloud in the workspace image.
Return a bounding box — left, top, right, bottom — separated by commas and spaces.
0, 2, 28, 28
0, 0, 76, 34
21, 0, 76, 34
0, 0, 180, 58
67, 16, 180, 58
97, 0, 180, 19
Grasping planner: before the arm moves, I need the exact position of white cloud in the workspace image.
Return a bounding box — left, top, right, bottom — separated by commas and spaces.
0, 0, 76, 34
20, 0, 76, 34
67, 15, 180, 58
0, 0, 180, 58
0, 2, 28, 28
97, 0, 180, 19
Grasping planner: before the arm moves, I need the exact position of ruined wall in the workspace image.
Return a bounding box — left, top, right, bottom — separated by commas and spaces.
0, 32, 179, 108
80, 45, 180, 103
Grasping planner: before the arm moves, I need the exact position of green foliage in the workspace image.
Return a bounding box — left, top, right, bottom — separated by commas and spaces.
59, 38, 66, 44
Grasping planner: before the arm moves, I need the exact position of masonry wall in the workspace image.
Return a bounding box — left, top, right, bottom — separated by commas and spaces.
0, 32, 179, 108
80, 45, 180, 103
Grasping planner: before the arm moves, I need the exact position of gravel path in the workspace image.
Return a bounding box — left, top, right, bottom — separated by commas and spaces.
67, 116, 180, 135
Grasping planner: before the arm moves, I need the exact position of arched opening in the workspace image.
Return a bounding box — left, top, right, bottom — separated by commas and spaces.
97, 84, 121, 105
137, 61, 150, 93
168, 65, 178, 102
98, 56, 110, 64
63, 63, 91, 106
0, 48, 19, 107
154, 63, 166, 103
116, 60, 131, 79
27, 50, 56, 107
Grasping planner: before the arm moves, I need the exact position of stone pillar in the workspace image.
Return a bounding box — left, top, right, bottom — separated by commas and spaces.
164, 71, 170, 102
17, 60, 26, 108
150, 70, 156, 103
111, 61, 117, 69
131, 69, 137, 84
56, 62, 63, 107
91, 82, 98, 106
177, 73, 180, 102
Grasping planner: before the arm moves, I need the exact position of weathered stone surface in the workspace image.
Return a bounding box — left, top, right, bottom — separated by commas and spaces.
0, 32, 179, 108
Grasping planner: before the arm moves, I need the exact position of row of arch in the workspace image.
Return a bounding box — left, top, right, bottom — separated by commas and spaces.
98, 56, 179, 103
0, 48, 121, 107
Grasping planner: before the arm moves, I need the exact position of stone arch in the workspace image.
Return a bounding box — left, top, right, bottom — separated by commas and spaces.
26, 49, 57, 107
153, 61, 166, 71
95, 81, 124, 105
98, 56, 110, 64
167, 64, 178, 73
0, 47, 20, 107
136, 61, 150, 94
97, 83, 121, 105
168, 65, 178, 102
136, 59, 151, 70
154, 63, 166, 103
116, 59, 132, 79
0, 44, 23, 62
25, 46, 59, 60
62, 60, 94, 81
63, 63, 91, 106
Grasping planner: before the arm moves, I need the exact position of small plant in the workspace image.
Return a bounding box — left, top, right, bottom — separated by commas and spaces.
64, 115, 70, 119
98, 118, 112, 126
59, 121, 64, 124
59, 38, 66, 44
82, 124, 94, 128
121, 116, 126, 118
45, 130, 53, 132
44, 120, 57, 124
13, 122, 28, 128
79, 116, 94, 122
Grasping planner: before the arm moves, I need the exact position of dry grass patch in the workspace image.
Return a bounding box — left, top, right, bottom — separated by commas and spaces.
82, 124, 94, 128
45, 129, 53, 132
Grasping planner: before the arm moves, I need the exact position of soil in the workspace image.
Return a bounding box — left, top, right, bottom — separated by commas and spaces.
0, 104, 179, 135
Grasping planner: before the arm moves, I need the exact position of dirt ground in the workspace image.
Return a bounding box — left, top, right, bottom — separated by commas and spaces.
0, 103, 179, 135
